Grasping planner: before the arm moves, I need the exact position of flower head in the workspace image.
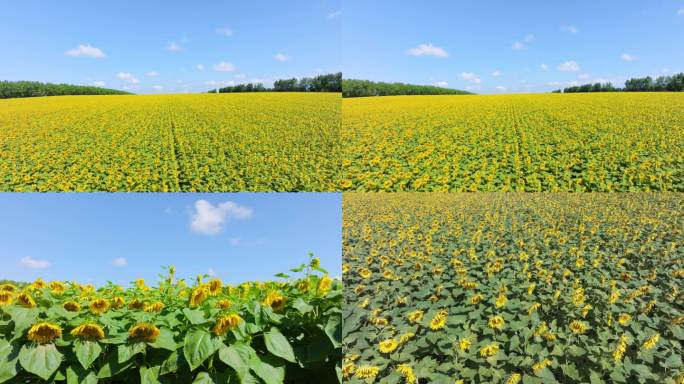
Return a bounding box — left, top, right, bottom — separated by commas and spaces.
17, 292, 36, 308
396, 364, 417, 384
262, 290, 286, 311
642, 333, 659, 351
459, 338, 471, 351
0, 291, 13, 306
208, 278, 222, 295
488, 315, 505, 330
613, 334, 629, 361
63, 301, 81, 312
144, 301, 165, 313
569, 320, 587, 334
213, 314, 243, 336
479, 342, 499, 357
89, 298, 109, 315
407, 310, 424, 323
354, 365, 379, 379
317, 276, 332, 296
378, 338, 399, 353
128, 323, 160, 341
27, 322, 62, 344
71, 323, 105, 340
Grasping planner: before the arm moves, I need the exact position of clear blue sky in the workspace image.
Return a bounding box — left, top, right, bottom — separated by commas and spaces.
0, 193, 341, 286
343, 0, 684, 93
0, 0, 341, 93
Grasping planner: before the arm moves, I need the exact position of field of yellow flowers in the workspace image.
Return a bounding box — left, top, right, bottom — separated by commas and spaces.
342, 193, 684, 383
0, 93, 340, 192
0, 258, 342, 383
341, 93, 684, 192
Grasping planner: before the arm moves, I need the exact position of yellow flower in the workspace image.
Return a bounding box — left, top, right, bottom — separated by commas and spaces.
354, 365, 379, 379
128, 323, 160, 341
0, 291, 13, 306
488, 315, 505, 331
217, 299, 232, 309
144, 301, 165, 313
213, 314, 243, 336
189, 286, 208, 307
297, 280, 310, 293
642, 333, 659, 350
359, 268, 372, 279
399, 332, 415, 344
89, 298, 109, 315
262, 290, 286, 311
111, 296, 125, 309
317, 276, 332, 296
581, 304, 592, 318
342, 362, 356, 379
71, 323, 105, 340
506, 373, 522, 384
48, 281, 66, 294
470, 293, 483, 305
0, 284, 16, 292
459, 338, 471, 351
429, 309, 448, 330
128, 298, 145, 310
532, 359, 552, 374
495, 294, 507, 308
527, 283, 536, 295
27, 322, 62, 344
407, 310, 424, 323
378, 338, 399, 353
208, 278, 222, 295
618, 313, 631, 326
528, 303, 541, 315
135, 278, 146, 288
569, 320, 587, 334
613, 334, 629, 362
479, 342, 499, 357
396, 364, 417, 384
63, 301, 81, 312
609, 289, 620, 304
17, 292, 36, 308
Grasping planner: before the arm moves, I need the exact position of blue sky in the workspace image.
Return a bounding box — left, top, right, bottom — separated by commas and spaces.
0, 0, 341, 93
0, 193, 341, 286
342, 0, 684, 93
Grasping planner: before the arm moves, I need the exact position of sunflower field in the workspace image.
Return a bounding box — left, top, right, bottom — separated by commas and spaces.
341, 93, 684, 192
0, 93, 340, 192
342, 193, 684, 383
0, 258, 342, 383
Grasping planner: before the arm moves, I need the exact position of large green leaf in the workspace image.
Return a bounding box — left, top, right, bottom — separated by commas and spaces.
97, 351, 134, 379
65, 365, 97, 384
218, 343, 254, 380
118, 342, 146, 363
183, 329, 220, 371
140, 365, 162, 384
324, 314, 342, 348
193, 371, 215, 384
18, 343, 63, 381
8, 307, 39, 336
250, 354, 285, 384
160, 349, 187, 375
264, 327, 296, 363
183, 308, 209, 325
0, 339, 19, 383
149, 328, 177, 351
74, 340, 102, 369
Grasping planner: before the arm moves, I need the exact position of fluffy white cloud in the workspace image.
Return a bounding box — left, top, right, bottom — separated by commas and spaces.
512, 34, 535, 51
190, 200, 253, 235
491, 70, 501, 77
216, 27, 233, 37
20, 256, 50, 269
197, 64, 204, 71
65, 44, 106, 59
560, 25, 579, 34
93, 81, 106, 87
557, 61, 580, 72
152, 85, 164, 90
495, 85, 507, 91
621, 53, 637, 61
433, 81, 448, 87
406, 43, 449, 58
327, 11, 341, 19
540, 63, 548, 71
578, 73, 590, 80
213, 61, 236, 72
167, 42, 181, 52
274, 53, 290, 62
460, 72, 481, 83
146, 71, 158, 77
112, 257, 127, 267
116, 72, 139, 83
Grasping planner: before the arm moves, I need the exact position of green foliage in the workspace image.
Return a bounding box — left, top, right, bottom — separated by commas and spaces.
342, 79, 471, 97
0, 81, 131, 99
562, 72, 684, 93
212, 73, 341, 93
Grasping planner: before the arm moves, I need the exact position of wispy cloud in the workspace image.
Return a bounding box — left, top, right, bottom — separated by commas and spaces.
112, 257, 127, 267
491, 70, 501, 77
495, 85, 507, 91
116, 72, 139, 83
207, 268, 216, 277
557, 61, 580, 72
406, 43, 449, 58
190, 200, 253, 235
512, 34, 535, 50
216, 27, 233, 37
433, 81, 448, 87
540, 63, 548, 71
621, 53, 637, 61
146, 71, 158, 77
274, 53, 290, 62
19, 256, 50, 269
460, 72, 481, 83
197, 64, 204, 71
65, 44, 106, 59
151, 85, 164, 90
213, 61, 236, 72
166, 42, 181, 52
93, 81, 106, 87
327, 10, 341, 19
560, 25, 579, 34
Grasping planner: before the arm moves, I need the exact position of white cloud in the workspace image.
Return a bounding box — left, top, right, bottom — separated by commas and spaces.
460, 72, 481, 83
166, 42, 181, 52
197, 64, 204, 71
578, 73, 590, 80
152, 85, 164, 90
205, 80, 235, 87
274, 53, 290, 62
512, 41, 525, 50
146, 71, 158, 77
491, 70, 501, 77
93, 81, 106, 87
216, 27, 233, 37
512, 34, 535, 51
540, 63, 548, 71
621, 53, 637, 61
560, 25, 579, 34
406, 43, 449, 58
19, 256, 50, 269
495, 85, 507, 91
116, 72, 139, 83
557, 61, 580, 72
65, 44, 106, 59
190, 200, 253, 235
208, 268, 216, 277
433, 81, 448, 87
213, 61, 236, 72
464, 85, 482, 91
230, 237, 241, 246
112, 257, 127, 267
122, 85, 140, 90
327, 10, 341, 19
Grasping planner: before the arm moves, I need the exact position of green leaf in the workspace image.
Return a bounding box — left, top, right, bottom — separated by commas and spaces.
0, 339, 19, 383
149, 328, 177, 351
324, 314, 342, 348
66, 365, 98, 384
97, 351, 134, 379
8, 307, 39, 335
218, 343, 254, 380
664, 353, 682, 368
291, 298, 314, 314
18, 343, 63, 381
183, 308, 208, 325
74, 340, 102, 369
160, 350, 187, 375
193, 371, 215, 384
183, 329, 220, 371
118, 342, 146, 363
264, 327, 296, 363
140, 365, 162, 384
250, 354, 286, 384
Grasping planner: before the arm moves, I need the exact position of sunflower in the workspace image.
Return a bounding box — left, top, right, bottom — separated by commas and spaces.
354, 365, 379, 379
17, 292, 36, 308
27, 322, 62, 344
399, 332, 415, 344
0, 284, 16, 292
396, 364, 417, 384
213, 314, 243, 336
297, 280, 310, 293
208, 278, 222, 295
459, 338, 471, 351
128, 323, 160, 341
48, 281, 66, 294
128, 298, 145, 310
527, 303, 541, 315
0, 291, 13, 306
479, 342, 499, 357
111, 296, 125, 309
495, 294, 507, 308
189, 286, 208, 307
317, 276, 332, 296
71, 323, 105, 340
144, 301, 165, 313
359, 268, 372, 279
63, 301, 81, 312
532, 359, 552, 374
378, 338, 398, 354
217, 299, 232, 309
470, 293, 483, 305
429, 309, 448, 330
642, 333, 659, 351
613, 334, 629, 361
262, 291, 286, 311
506, 373, 522, 384
89, 298, 109, 315
618, 313, 631, 326
488, 315, 505, 331
569, 320, 587, 334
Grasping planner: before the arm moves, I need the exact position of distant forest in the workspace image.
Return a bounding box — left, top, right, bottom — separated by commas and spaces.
210, 72, 341, 93
342, 79, 471, 98
0, 81, 132, 99
553, 72, 684, 93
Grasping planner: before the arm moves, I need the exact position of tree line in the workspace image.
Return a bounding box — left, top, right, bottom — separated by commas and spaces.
342, 79, 471, 98
554, 72, 684, 93
211, 72, 341, 93
0, 80, 132, 99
